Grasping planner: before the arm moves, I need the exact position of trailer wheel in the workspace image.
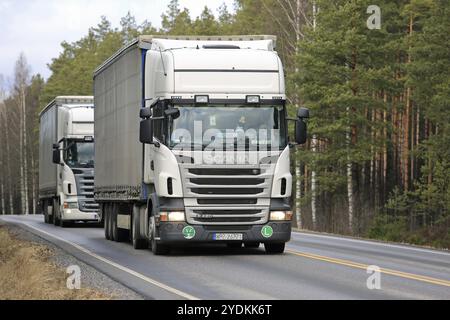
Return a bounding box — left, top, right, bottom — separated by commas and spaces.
132, 205, 148, 249
111, 203, 118, 241
108, 203, 114, 240
149, 216, 170, 255
103, 204, 110, 240
264, 242, 285, 254
111, 203, 127, 242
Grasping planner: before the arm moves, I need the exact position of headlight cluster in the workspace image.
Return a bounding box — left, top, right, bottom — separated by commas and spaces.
160, 211, 185, 222
269, 211, 293, 221
63, 202, 78, 209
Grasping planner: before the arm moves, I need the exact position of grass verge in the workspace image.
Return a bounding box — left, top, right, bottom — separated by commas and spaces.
0, 224, 112, 300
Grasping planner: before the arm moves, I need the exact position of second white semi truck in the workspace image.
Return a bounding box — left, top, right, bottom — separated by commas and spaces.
39, 96, 100, 227
94, 36, 309, 254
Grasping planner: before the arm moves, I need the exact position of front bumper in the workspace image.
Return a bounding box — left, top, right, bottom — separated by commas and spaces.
158, 222, 291, 244
61, 209, 101, 222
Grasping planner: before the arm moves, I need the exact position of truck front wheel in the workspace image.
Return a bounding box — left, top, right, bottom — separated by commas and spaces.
43, 201, 50, 224
149, 216, 170, 255
52, 199, 60, 226
264, 243, 285, 254
59, 219, 71, 228
132, 205, 148, 249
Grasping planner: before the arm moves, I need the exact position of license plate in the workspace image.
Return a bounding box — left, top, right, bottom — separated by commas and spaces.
213, 233, 243, 241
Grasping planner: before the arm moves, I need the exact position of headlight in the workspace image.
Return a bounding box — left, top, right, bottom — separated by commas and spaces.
160, 211, 185, 222
63, 202, 78, 209
270, 211, 293, 221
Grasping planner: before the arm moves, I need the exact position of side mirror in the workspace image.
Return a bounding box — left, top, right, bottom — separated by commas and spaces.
140, 107, 152, 119
295, 119, 307, 145
139, 118, 154, 144
298, 107, 310, 119
52, 149, 61, 164
165, 108, 180, 119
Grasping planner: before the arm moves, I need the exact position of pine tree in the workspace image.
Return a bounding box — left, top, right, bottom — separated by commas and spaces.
193, 7, 220, 35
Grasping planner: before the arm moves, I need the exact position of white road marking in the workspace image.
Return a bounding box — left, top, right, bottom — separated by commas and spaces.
291, 231, 450, 256
7, 219, 199, 300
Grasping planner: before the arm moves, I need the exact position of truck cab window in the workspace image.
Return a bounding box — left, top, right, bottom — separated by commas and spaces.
169, 105, 287, 150
153, 103, 166, 142
64, 140, 94, 168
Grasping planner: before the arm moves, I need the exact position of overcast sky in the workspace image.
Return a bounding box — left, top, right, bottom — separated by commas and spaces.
0, 0, 235, 84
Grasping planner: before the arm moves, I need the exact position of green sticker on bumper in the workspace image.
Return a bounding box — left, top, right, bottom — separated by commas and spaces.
182, 226, 196, 239
261, 225, 273, 238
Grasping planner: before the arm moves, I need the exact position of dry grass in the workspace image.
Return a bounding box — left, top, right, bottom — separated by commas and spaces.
0, 225, 112, 300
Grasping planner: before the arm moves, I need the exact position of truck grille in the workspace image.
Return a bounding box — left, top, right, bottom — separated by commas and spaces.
73, 169, 99, 212
185, 207, 269, 225
180, 164, 275, 225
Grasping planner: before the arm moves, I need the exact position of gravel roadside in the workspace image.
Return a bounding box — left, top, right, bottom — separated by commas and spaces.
2, 222, 144, 300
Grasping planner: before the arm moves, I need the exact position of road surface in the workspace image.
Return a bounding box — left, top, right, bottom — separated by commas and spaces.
1, 214, 449, 300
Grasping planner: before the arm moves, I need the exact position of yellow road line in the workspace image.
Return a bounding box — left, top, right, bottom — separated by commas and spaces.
287, 249, 450, 288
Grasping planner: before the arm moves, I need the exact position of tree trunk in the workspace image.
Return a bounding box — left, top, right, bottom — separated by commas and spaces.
310, 0, 318, 230
30, 142, 37, 215
403, 14, 414, 191
3, 107, 14, 214
0, 182, 4, 215
19, 95, 25, 214
21, 86, 29, 215
295, 160, 302, 229
311, 138, 317, 229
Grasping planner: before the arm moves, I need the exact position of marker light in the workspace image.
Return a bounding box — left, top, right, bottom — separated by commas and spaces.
160, 211, 185, 222
195, 95, 209, 104
270, 211, 293, 221
246, 95, 261, 104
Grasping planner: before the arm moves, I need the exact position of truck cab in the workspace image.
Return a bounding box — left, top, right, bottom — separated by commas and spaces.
94, 36, 309, 254
39, 96, 99, 227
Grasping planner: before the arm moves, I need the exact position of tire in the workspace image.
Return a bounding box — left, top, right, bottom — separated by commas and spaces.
149, 216, 170, 255
52, 198, 60, 226
59, 219, 71, 228
103, 204, 110, 240
43, 201, 49, 224
107, 203, 113, 240
264, 242, 285, 254
111, 203, 117, 241
227, 242, 242, 249
111, 203, 128, 242
244, 242, 260, 248
132, 205, 148, 249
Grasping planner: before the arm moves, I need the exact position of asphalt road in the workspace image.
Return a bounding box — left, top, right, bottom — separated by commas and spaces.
1, 214, 449, 300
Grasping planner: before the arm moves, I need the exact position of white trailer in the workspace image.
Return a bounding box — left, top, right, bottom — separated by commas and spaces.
94, 36, 309, 254
39, 96, 100, 227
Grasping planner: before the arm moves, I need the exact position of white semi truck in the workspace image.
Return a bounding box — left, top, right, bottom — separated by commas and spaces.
39, 96, 100, 227
94, 36, 309, 254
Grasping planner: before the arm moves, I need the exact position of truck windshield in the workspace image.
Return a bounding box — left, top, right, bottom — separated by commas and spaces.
169, 105, 287, 150
64, 140, 94, 168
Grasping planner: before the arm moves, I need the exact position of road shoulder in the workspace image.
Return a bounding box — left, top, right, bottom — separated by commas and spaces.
0, 221, 144, 300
